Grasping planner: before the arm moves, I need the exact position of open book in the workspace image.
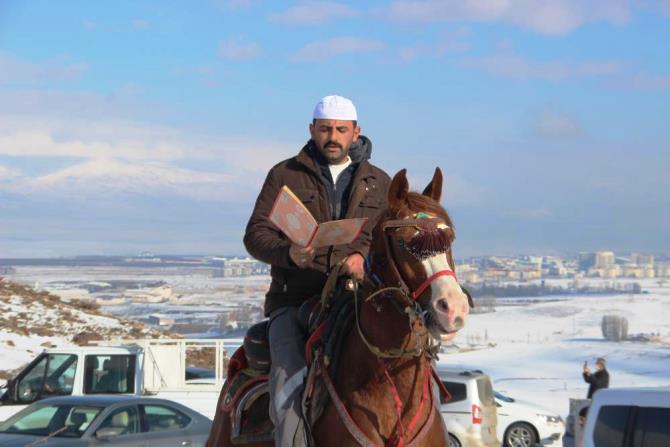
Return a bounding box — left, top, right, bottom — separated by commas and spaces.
268, 185, 367, 248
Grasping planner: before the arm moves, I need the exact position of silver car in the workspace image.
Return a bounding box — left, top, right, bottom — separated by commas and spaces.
0, 395, 212, 446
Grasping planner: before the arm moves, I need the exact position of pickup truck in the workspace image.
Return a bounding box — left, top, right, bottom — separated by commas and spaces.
0, 338, 234, 422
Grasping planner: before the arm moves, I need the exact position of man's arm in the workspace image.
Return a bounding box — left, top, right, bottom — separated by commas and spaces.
243, 167, 295, 269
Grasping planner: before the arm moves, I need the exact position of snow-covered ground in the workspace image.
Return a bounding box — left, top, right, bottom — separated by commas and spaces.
4, 266, 269, 332
0, 278, 167, 385
438, 279, 670, 418
4, 267, 670, 420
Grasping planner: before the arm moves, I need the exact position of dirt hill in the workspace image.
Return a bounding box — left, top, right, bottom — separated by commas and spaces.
0, 277, 169, 380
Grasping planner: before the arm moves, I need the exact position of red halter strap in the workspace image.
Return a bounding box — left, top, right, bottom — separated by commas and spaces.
410, 269, 457, 301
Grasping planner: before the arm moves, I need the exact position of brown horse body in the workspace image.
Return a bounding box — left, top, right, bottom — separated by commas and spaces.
311, 293, 448, 447
207, 168, 468, 447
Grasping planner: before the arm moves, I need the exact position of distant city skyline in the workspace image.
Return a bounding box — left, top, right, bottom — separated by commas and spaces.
1, 1, 668, 257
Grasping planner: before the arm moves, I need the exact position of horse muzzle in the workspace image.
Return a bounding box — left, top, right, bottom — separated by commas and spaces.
431, 293, 469, 338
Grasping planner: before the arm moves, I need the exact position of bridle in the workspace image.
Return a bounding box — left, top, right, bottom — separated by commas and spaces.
379, 216, 457, 303
354, 214, 458, 359
316, 214, 457, 447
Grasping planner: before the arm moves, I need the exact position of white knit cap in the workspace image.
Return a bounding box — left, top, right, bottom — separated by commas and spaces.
313, 95, 358, 121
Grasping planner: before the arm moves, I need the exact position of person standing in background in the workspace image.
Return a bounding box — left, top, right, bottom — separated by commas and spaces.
583, 357, 609, 399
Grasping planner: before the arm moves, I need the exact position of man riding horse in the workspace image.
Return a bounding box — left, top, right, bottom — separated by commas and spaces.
243, 95, 390, 446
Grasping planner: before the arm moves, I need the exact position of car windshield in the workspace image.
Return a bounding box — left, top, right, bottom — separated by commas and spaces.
0, 404, 102, 438
494, 391, 515, 403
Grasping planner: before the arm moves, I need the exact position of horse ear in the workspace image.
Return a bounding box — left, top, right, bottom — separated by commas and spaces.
388, 169, 409, 207
422, 167, 443, 202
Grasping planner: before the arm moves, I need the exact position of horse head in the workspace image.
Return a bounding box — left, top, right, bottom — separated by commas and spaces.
369, 168, 470, 343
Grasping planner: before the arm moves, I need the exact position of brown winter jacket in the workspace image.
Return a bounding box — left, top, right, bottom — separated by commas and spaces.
244, 137, 390, 316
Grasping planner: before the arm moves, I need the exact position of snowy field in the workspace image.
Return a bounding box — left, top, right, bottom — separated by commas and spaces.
438, 278, 670, 418
4, 267, 670, 419
5, 266, 269, 331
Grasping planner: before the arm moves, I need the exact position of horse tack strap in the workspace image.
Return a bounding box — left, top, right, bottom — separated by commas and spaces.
318, 354, 439, 447
318, 355, 379, 447
383, 363, 433, 447
431, 366, 452, 402
410, 269, 457, 301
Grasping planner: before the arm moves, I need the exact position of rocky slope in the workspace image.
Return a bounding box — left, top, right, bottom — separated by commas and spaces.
0, 277, 168, 381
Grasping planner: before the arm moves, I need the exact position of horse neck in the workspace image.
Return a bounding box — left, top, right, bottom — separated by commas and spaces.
337, 292, 432, 405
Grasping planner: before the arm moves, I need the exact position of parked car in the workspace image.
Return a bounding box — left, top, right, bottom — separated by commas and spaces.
494, 390, 563, 446
0, 395, 212, 446
437, 368, 499, 447
582, 387, 670, 447
0, 339, 227, 422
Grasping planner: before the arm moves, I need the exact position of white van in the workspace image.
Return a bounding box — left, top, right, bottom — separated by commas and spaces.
437, 368, 499, 447
582, 387, 670, 447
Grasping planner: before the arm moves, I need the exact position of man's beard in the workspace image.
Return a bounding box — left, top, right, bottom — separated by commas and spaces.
318, 141, 350, 164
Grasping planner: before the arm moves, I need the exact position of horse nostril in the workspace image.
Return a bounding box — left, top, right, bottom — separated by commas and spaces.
433, 298, 450, 315
453, 316, 464, 331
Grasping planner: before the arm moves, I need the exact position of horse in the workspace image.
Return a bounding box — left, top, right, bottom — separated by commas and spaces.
207, 167, 470, 447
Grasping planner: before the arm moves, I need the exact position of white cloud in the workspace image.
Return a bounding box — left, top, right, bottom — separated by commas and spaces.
0, 116, 190, 161
218, 38, 261, 60
0, 114, 297, 169
0, 92, 298, 202
0, 85, 299, 205
392, 28, 471, 64
0, 142, 298, 201
460, 50, 621, 81
387, 0, 630, 35
20, 158, 233, 201
293, 37, 385, 62
269, 1, 359, 25
536, 110, 581, 137
0, 53, 88, 85
0, 165, 20, 182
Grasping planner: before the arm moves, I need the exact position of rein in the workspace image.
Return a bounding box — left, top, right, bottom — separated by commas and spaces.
354, 283, 440, 359
351, 215, 459, 360
317, 215, 457, 446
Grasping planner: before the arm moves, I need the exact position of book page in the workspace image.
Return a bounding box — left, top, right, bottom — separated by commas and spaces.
268, 186, 318, 247
310, 217, 368, 248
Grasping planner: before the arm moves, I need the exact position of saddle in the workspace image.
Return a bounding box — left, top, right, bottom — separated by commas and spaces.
220, 280, 357, 445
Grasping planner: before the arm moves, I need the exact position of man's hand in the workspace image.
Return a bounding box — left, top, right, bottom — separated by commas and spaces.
289, 245, 315, 268
343, 253, 365, 281
584, 367, 592, 375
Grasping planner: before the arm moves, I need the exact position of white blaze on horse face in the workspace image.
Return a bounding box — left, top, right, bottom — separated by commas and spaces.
421, 254, 469, 335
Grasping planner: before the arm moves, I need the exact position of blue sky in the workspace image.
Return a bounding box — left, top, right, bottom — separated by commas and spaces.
0, 0, 668, 258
